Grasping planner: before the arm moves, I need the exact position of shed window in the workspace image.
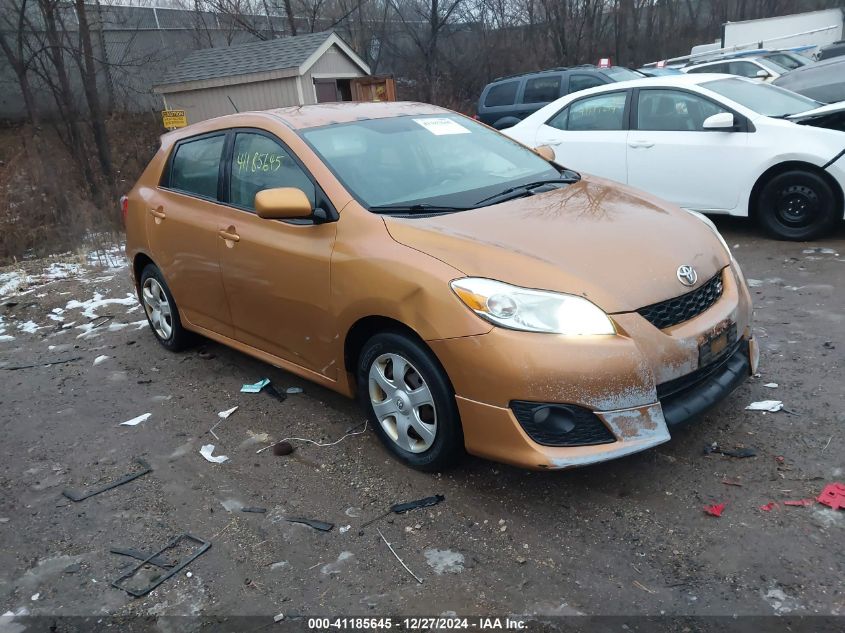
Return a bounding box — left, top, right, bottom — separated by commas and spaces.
230, 133, 315, 210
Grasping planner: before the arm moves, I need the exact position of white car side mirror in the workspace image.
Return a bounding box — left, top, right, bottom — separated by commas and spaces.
702, 112, 736, 130
755, 69, 770, 79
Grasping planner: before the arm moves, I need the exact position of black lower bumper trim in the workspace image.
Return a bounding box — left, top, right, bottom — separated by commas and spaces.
659, 339, 750, 427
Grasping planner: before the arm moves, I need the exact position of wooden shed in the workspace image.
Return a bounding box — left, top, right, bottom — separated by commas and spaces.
153, 31, 380, 123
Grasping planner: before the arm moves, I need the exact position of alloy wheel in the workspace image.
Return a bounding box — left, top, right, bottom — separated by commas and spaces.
142, 277, 173, 340
368, 352, 437, 453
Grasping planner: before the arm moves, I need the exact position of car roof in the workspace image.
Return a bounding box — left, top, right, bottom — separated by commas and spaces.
489, 65, 624, 83
559, 73, 740, 93
163, 102, 451, 140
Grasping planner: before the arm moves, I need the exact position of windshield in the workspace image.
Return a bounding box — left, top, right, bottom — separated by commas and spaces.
300, 114, 562, 209
604, 67, 643, 80
701, 78, 820, 117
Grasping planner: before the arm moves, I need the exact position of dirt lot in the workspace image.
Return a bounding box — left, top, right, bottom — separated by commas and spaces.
0, 218, 843, 629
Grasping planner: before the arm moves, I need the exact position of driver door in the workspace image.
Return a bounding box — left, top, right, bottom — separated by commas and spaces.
216, 130, 338, 376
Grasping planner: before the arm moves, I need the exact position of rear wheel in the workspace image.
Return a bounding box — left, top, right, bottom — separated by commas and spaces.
357, 332, 463, 471
139, 264, 190, 351
756, 169, 839, 240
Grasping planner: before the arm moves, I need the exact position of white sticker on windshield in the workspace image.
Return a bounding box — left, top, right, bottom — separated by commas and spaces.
413, 118, 471, 135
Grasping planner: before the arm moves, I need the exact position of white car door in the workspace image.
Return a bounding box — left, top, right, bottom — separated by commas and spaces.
626, 88, 749, 212
533, 90, 629, 184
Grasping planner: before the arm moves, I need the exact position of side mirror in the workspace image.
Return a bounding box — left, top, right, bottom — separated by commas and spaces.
702, 112, 736, 130
255, 187, 313, 219
533, 145, 556, 161
755, 69, 770, 79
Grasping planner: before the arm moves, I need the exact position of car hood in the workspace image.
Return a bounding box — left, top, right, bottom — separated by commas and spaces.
383, 176, 730, 314
786, 100, 845, 120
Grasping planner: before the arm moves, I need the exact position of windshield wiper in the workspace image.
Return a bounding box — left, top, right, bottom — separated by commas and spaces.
369, 203, 474, 214
475, 175, 579, 207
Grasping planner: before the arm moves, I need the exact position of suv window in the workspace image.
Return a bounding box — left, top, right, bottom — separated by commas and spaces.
522, 76, 560, 103
727, 61, 760, 78
484, 81, 519, 107
568, 74, 606, 93
637, 89, 728, 131
230, 132, 315, 210
549, 92, 627, 131
687, 62, 727, 74
169, 134, 225, 199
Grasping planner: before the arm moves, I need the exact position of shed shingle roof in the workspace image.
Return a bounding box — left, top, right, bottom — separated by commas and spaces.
158, 31, 334, 86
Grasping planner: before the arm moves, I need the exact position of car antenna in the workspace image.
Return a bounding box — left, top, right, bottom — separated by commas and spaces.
227, 95, 240, 113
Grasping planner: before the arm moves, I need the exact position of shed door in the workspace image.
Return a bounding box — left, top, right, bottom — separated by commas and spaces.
314, 79, 338, 103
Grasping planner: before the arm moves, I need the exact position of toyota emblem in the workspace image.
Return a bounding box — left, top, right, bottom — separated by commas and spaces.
677, 265, 698, 287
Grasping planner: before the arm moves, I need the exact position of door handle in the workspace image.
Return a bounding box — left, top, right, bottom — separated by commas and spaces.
149, 207, 166, 220
218, 228, 240, 243
538, 139, 562, 146
628, 140, 655, 149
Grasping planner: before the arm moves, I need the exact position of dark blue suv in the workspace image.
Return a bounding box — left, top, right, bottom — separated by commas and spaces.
477, 65, 642, 129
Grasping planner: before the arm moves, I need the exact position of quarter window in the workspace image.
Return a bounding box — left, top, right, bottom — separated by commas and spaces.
522, 76, 561, 103
727, 61, 760, 78
169, 134, 225, 199
568, 74, 606, 93
484, 81, 519, 107
637, 89, 728, 131
230, 132, 315, 211
549, 92, 627, 131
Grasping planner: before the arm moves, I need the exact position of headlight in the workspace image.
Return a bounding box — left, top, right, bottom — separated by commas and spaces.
450, 278, 615, 335
687, 210, 731, 256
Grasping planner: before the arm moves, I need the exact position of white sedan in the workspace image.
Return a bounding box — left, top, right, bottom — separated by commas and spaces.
503, 74, 845, 240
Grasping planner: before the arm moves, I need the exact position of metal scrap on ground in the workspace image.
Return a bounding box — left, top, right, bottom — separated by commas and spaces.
62, 459, 152, 502
285, 517, 334, 532
111, 533, 211, 597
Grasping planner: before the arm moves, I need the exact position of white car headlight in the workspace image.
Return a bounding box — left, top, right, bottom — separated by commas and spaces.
450, 278, 615, 335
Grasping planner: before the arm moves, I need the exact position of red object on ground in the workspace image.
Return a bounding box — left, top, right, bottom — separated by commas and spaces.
703, 503, 725, 517
759, 502, 778, 512
783, 499, 814, 507
817, 483, 845, 510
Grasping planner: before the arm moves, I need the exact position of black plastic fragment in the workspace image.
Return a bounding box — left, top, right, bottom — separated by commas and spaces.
265, 383, 287, 403
110, 547, 175, 568
112, 533, 210, 597
391, 494, 445, 514
241, 507, 267, 514
62, 459, 152, 502
285, 517, 334, 531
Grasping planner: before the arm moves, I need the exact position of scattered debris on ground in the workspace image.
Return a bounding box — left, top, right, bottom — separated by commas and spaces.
745, 400, 783, 412
199, 444, 229, 464
61, 459, 152, 502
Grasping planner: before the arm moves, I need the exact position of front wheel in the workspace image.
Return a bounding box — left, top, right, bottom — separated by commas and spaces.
357, 332, 464, 471
756, 169, 839, 240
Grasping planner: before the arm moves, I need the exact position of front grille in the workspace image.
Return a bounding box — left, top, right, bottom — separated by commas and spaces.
638, 271, 724, 330
510, 401, 616, 447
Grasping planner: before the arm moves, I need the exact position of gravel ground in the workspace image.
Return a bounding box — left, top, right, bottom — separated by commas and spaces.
0, 218, 843, 629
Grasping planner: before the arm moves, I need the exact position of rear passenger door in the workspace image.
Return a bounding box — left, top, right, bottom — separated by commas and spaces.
534, 90, 630, 184
216, 129, 338, 375
151, 132, 234, 337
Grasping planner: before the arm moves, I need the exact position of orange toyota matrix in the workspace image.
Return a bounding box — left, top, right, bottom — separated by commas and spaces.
125, 102, 757, 471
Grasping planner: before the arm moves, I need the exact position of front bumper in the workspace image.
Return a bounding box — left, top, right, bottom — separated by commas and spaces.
429, 264, 755, 470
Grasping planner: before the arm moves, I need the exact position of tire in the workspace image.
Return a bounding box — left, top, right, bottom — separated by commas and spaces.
356, 332, 464, 471
756, 169, 839, 241
138, 264, 190, 352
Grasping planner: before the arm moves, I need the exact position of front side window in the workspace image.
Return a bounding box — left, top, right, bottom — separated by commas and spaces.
728, 61, 762, 78
484, 81, 519, 107
300, 114, 560, 209
169, 134, 225, 199
568, 74, 606, 93
637, 89, 728, 131
687, 62, 726, 74
230, 132, 315, 210
558, 92, 627, 131
522, 76, 561, 103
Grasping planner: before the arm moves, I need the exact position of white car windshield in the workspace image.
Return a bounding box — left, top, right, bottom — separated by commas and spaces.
300, 114, 565, 209
702, 78, 820, 117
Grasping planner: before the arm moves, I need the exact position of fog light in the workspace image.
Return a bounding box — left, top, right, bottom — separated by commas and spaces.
533, 406, 576, 434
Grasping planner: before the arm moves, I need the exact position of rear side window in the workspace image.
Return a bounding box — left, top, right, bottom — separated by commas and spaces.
230, 132, 315, 210
522, 76, 561, 103
568, 74, 606, 94
550, 92, 627, 131
484, 81, 519, 107
169, 134, 225, 199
